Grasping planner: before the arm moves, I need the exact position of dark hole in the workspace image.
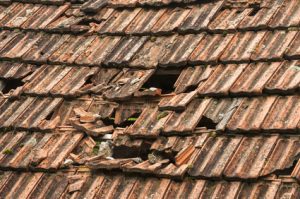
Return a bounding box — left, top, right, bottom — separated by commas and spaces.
77, 20, 89, 26
102, 111, 116, 127
197, 116, 217, 129
104, 111, 141, 129
1, 79, 24, 94
77, 18, 100, 26
117, 112, 141, 127
142, 72, 179, 94
235, 9, 243, 14
248, 7, 260, 16
140, 141, 153, 160
113, 141, 152, 160
274, 158, 299, 176
102, 118, 115, 127
45, 110, 55, 120
85, 75, 94, 85
185, 85, 199, 93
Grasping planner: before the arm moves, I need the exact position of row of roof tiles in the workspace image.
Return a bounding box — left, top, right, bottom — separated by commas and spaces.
0, 30, 300, 68
0, 0, 84, 6
0, 3, 71, 30
82, 0, 199, 10
0, 61, 300, 100
82, 0, 300, 35
2, 60, 299, 98
0, 97, 63, 130
0, 0, 200, 7
0, 61, 36, 79
82, 0, 275, 10
0, 94, 299, 133
0, 170, 298, 198
1, 128, 300, 179
104, 133, 300, 179
176, 61, 300, 96
2, 128, 300, 180
126, 95, 300, 137
0, 131, 83, 170
11, 65, 154, 99
0, 96, 123, 130
1, 0, 300, 35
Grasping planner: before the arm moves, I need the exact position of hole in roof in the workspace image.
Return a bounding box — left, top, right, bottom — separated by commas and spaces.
77, 20, 89, 26
102, 118, 115, 127
117, 112, 141, 128
113, 139, 152, 160
197, 116, 217, 129
248, 7, 261, 16
79, 75, 96, 92
104, 110, 142, 129
102, 111, 116, 127
185, 85, 199, 93
1, 79, 24, 94
273, 157, 300, 176
141, 71, 179, 94
45, 110, 55, 120
235, 9, 243, 14
77, 18, 100, 26
85, 75, 94, 85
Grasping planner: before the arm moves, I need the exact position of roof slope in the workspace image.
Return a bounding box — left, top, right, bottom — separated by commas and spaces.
0, 0, 300, 198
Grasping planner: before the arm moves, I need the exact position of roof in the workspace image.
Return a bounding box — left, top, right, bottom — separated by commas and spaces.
0, 0, 300, 198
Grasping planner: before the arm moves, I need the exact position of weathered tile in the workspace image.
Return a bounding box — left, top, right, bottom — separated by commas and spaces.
178, 1, 224, 32
226, 96, 277, 132
220, 31, 265, 62
230, 62, 281, 95
265, 61, 300, 93
251, 30, 297, 61
261, 95, 300, 131
190, 33, 234, 64
163, 98, 211, 134
198, 64, 247, 96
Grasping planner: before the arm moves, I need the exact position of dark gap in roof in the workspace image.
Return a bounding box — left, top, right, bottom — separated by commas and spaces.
85, 74, 94, 85
102, 118, 115, 127
45, 110, 55, 120
152, 149, 177, 165
116, 112, 141, 128
1, 34, 7, 40
77, 19, 89, 26
77, 18, 100, 26
248, 7, 261, 16
77, 74, 97, 94
235, 9, 243, 14
140, 141, 153, 160
1, 79, 24, 94
141, 71, 179, 94
39, 50, 45, 56
104, 111, 141, 130
197, 116, 217, 129
102, 111, 116, 127
185, 85, 199, 93
273, 158, 300, 176
113, 140, 152, 160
